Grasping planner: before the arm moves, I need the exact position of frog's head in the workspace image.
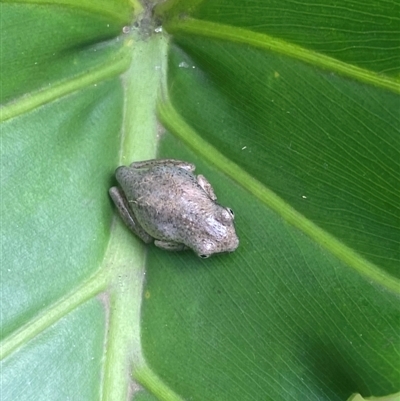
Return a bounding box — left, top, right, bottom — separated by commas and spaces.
195, 206, 239, 258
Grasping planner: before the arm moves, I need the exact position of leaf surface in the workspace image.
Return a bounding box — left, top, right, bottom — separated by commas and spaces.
1, 0, 399, 400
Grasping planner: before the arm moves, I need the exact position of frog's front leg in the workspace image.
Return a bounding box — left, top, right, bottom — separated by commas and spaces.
109, 187, 153, 244
197, 174, 217, 200
129, 159, 195, 172
154, 240, 187, 252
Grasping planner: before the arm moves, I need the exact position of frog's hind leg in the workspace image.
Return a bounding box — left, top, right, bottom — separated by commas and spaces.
109, 187, 153, 244
154, 240, 187, 252
197, 175, 217, 200
130, 159, 195, 172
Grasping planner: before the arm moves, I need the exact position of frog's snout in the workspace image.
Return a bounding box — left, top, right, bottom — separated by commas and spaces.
229, 232, 240, 252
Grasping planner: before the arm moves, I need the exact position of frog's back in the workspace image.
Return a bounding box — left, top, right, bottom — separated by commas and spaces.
130, 166, 217, 242
136, 165, 209, 209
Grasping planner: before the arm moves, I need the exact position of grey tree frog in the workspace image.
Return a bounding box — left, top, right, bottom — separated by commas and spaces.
109, 159, 239, 258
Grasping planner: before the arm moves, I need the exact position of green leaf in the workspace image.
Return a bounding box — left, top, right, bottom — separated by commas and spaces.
1, 0, 399, 400
348, 391, 400, 401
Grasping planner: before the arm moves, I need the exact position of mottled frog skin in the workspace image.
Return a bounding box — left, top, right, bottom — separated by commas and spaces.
109, 159, 239, 258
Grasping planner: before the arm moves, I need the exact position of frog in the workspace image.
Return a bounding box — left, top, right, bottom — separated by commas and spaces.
109, 159, 239, 258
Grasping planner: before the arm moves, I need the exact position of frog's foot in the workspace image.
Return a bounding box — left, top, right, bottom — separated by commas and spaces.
109, 187, 153, 244
130, 159, 195, 172
154, 240, 187, 251
197, 174, 217, 200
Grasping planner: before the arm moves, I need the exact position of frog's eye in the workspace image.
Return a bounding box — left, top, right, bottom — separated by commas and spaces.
219, 207, 235, 225
200, 254, 209, 259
